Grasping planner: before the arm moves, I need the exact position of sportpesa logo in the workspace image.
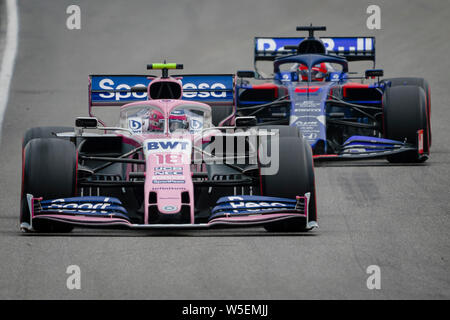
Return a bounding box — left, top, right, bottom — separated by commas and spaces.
97, 78, 228, 101
46, 198, 112, 214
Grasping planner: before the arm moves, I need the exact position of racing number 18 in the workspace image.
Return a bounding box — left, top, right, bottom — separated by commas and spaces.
154, 153, 184, 165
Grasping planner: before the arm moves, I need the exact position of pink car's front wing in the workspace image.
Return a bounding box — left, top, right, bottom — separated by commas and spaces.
22, 193, 314, 231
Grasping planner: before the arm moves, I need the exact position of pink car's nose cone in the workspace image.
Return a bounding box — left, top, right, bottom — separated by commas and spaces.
143, 136, 193, 223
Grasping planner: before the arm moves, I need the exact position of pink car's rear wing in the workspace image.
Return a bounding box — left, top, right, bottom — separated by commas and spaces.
88, 74, 236, 125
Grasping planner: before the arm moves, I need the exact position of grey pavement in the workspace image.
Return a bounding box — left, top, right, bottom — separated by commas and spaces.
0, 0, 449, 299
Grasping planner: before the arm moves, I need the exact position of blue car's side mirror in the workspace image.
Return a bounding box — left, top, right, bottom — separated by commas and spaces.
365, 69, 384, 78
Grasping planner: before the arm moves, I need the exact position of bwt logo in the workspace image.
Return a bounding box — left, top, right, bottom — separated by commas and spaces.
97, 78, 227, 100
128, 119, 142, 132
147, 141, 189, 150
302, 132, 318, 140
190, 119, 202, 130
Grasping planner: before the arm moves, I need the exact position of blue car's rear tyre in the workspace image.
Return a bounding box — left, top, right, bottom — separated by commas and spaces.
21, 138, 77, 232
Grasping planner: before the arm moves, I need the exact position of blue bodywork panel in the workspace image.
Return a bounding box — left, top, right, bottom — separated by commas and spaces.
210, 195, 304, 220
38, 196, 130, 220
340, 136, 406, 154
286, 81, 335, 151
254, 37, 375, 62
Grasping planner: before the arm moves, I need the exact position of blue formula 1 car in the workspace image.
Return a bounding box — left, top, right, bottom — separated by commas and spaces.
234, 25, 431, 162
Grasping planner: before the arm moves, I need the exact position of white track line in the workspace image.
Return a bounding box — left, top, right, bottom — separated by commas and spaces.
0, 0, 18, 141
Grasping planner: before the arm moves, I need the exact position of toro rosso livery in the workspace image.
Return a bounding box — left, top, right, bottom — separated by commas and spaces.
235, 25, 431, 163
20, 64, 317, 233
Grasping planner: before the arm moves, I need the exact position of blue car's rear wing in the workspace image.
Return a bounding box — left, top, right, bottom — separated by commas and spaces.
254, 37, 375, 63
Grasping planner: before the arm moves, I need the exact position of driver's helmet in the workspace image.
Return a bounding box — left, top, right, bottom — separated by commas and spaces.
299, 63, 328, 81
147, 108, 165, 132
168, 110, 189, 132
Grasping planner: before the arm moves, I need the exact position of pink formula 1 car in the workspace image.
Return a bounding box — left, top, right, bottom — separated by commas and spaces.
20, 64, 318, 233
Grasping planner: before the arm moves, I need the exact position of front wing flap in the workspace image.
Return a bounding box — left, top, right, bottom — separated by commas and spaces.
22, 194, 315, 231
314, 134, 427, 161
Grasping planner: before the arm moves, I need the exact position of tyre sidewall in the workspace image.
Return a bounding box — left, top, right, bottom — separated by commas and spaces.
21, 138, 77, 232
383, 85, 429, 162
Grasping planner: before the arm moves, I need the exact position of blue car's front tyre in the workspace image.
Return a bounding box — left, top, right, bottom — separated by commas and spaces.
383, 77, 431, 146
382, 85, 430, 163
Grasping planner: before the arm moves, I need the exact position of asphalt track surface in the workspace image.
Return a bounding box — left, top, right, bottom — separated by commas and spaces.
0, 0, 449, 299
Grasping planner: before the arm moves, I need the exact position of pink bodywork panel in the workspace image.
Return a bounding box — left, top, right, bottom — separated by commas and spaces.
119, 99, 211, 224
